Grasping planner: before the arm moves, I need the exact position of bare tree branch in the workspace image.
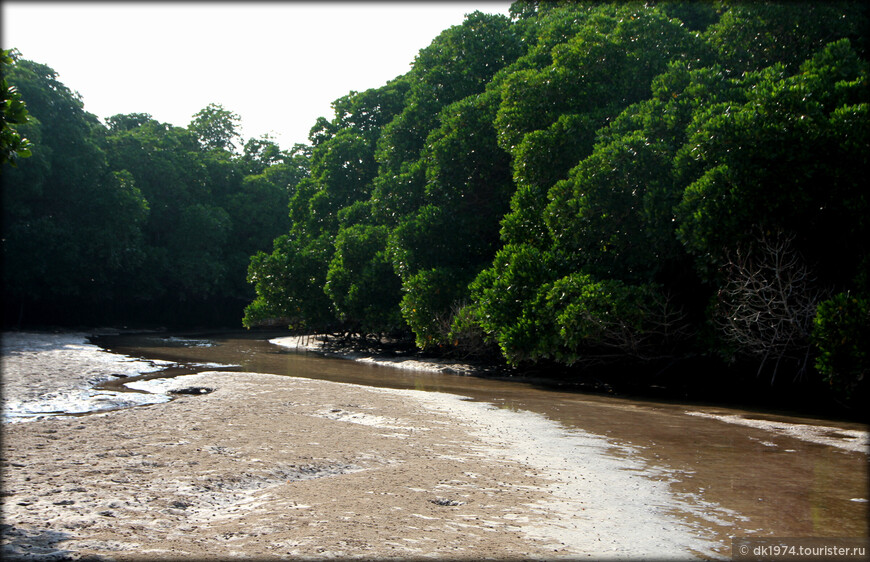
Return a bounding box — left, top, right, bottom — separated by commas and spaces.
715, 229, 828, 383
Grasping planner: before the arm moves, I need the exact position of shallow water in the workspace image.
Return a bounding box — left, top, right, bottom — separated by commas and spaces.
94, 330, 869, 547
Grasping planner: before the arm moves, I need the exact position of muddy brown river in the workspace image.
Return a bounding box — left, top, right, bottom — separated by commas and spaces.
93, 331, 868, 546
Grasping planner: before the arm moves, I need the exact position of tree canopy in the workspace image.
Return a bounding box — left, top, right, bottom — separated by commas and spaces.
2, 58, 305, 325
244, 1, 869, 406
3, 1, 867, 407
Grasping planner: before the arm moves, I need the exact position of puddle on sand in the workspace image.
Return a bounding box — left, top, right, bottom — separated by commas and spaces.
92, 331, 870, 549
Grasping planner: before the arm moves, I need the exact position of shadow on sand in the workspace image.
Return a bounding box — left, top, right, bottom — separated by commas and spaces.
0, 523, 98, 561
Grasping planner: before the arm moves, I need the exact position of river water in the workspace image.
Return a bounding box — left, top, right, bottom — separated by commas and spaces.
93, 330, 868, 547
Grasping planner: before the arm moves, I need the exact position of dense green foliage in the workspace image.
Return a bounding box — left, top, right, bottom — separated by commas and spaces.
2, 59, 306, 325
245, 1, 868, 406
3, 2, 867, 408
813, 293, 869, 399
1, 50, 32, 167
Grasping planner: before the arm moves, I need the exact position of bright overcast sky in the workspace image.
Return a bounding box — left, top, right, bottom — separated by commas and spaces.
2, 1, 513, 150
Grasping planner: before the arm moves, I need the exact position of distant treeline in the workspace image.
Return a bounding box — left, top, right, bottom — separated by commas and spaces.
1, 56, 309, 326
2, 1, 868, 406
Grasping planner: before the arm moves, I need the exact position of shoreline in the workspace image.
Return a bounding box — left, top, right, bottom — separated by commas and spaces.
268, 333, 870, 426
1, 330, 726, 560
269, 334, 487, 377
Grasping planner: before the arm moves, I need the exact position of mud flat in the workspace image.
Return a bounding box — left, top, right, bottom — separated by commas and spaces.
2, 332, 724, 560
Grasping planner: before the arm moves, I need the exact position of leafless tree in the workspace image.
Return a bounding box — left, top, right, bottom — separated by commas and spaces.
715, 229, 828, 383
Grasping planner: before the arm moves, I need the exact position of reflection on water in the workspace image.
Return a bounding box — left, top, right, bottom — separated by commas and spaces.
94, 331, 868, 544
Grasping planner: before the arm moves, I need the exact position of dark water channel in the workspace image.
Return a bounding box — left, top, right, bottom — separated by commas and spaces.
94, 330, 868, 546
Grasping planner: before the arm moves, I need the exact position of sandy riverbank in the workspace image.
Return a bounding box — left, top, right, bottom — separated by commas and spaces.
268, 334, 486, 376
1, 332, 724, 560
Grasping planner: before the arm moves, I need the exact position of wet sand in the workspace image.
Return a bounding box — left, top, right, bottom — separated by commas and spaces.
1, 331, 173, 421
2, 332, 725, 560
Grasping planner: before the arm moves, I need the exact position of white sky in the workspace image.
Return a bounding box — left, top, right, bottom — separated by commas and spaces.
2, 1, 513, 150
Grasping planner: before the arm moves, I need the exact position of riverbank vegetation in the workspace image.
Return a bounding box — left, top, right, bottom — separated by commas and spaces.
3, 2, 868, 410
243, 1, 869, 408
2, 52, 309, 326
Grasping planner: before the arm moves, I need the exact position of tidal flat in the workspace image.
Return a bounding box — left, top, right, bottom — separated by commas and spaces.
2, 331, 866, 560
